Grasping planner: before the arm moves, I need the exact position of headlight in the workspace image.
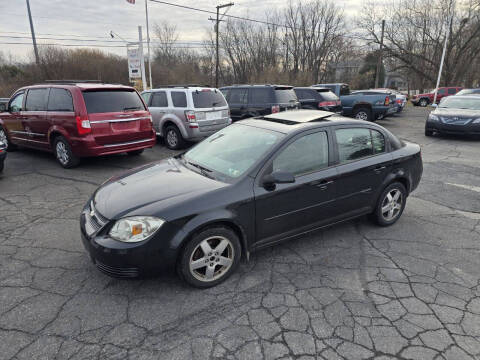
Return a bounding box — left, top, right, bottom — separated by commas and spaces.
109, 216, 164, 243
428, 114, 439, 122
472, 118, 480, 124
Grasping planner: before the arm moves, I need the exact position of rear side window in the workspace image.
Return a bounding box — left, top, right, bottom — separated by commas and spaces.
438, 88, 446, 95
171, 92, 187, 107
317, 91, 339, 101
229, 89, 248, 104
340, 85, 350, 96
274, 88, 297, 104
192, 90, 227, 108
47, 88, 73, 112
336, 128, 373, 163
82, 90, 145, 113
250, 88, 272, 104
25, 88, 48, 111
294, 89, 316, 100
151, 92, 168, 107
447, 88, 456, 95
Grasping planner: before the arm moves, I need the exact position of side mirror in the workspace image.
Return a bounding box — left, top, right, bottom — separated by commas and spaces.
263, 171, 295, 187
0, 104, 5, 112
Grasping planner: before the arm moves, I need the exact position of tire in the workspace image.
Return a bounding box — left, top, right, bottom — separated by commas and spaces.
177, 226, 242, 288
164, 125, 185, 150
53, 136, 80, 168
127, 149, 144, 156
371, 182, 407, 226
354, 107, 372, 121
425, 128, 434, 137
419, 98, 428, 107
0, 126, 16, 151
0, 160, 3, 173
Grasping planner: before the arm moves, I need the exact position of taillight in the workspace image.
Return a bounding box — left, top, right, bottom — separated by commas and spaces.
271, 105, 280, 114
319, 101, 337, 107
396, 99, 402, 104
336, 100, 341, 106
184, 110, 196, 122
76, 115, 91, 135
222, 109, 229, 118
384, 97, 390, 106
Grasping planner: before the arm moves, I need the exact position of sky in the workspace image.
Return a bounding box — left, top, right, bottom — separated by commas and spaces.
0, 0, 363, 62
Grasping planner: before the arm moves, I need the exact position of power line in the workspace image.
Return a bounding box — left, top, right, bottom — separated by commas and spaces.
0, 42, 210, 49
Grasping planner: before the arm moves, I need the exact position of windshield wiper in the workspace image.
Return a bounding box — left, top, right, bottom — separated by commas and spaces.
187, 161, 216, 179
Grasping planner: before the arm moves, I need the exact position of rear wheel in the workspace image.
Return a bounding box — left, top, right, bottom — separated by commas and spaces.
354, 107, 372, 121
425, 128, 434, 137
419, 98, 428, 107
371, 182, 407, 226
177, 226, 241, 288
54, 136, 80, 168
165, 125, 185, 150
127, 149, 144, 156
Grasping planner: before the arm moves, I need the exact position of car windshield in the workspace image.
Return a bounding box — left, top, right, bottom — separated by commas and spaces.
192, 90, 227, 108
82, 90, 145, 113
274, 88, 297, 104
456, 89, 479, 96
183, 124, 284, 180
439, 97, 480, 110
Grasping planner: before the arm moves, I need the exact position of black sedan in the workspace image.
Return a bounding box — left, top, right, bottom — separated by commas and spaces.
81, 110, 423, 287
425, 95, 480, 136
0, 140, 6, 172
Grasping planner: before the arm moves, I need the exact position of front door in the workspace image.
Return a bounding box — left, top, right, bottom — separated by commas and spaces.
23, 87, 50, 148
2, 91, 26, 143
333, 127, 393, 218
254, 129, 337, 247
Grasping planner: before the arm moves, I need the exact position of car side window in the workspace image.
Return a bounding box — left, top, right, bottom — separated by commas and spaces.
447, 88, 456, 95
438, 88, 446, 95
371, 130, 385, 154
340, 85, 350, 96
141, 92, 151, 105
229, 89, 248, 104
336, 128, 374, 163
25, 88, 48, 111
220, 89, 230, 100
151, 92, 168, 107
9, 92, 24, 112
251, 88, 271, 103
272, 131, 329, 176
171, 91, 187, 107
47, 88, 73, 112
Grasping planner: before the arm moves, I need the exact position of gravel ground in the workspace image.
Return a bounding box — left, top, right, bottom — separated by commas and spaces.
0, 106, 479, 359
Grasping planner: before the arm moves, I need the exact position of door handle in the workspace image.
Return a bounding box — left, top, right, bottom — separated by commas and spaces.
311, 180, 334, 190
374, 166, 386, 173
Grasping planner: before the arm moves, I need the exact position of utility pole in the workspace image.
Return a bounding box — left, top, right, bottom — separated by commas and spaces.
138, 26, 147, 91
433, 15, 453, 105
26, 0, 39, 65
145, 0, 153, 89
375, 19, 385, 89
211, 3, 234, 88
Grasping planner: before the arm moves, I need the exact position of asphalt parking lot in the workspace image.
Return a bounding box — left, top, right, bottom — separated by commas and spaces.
1, 106, 479, 360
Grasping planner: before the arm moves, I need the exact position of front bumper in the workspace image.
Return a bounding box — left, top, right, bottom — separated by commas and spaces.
426, 120, 480, 135
80, 207, 180, 277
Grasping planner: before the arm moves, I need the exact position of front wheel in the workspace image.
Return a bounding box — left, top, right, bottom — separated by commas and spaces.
354, 107, 372, 121
177, 226, 241, 288
371, 182, 407, 226
419, 98, 428, 107
54, 136, 80, 168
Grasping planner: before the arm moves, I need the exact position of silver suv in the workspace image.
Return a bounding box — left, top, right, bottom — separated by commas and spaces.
141, 86, 231, 149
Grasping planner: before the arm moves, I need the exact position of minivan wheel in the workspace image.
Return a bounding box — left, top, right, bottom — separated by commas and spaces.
354, 107, 372, 121
127, 149, 144, 156
54, 136, 80, 168
372, 182, 407, 226
165, 125, 185, 150
419, 98, 428, 107
0, 127, 15, 151
178, 226, 241, 288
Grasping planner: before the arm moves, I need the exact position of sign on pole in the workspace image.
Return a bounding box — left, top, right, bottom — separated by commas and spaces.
127, 44, 142, 80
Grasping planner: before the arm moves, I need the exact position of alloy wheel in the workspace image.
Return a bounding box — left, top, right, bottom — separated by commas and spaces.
189, 235, 234, 282
167, 130, 178, 148
0, 129, 8, 148
381, 189, 403, 221
420, 99, 427, 107
56, 141, 69, 166
355, 111, 368, 121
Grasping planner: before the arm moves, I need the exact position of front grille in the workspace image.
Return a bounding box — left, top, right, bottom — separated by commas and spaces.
96, 261, 139, 278
84, 201, 109, 236
440, 117, 472, 125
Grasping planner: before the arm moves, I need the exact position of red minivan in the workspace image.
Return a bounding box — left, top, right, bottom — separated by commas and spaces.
0, 81, 156, 168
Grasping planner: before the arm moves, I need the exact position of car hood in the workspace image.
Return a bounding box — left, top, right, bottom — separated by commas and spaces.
433, 108, 480, 118
93, 158, 227, 220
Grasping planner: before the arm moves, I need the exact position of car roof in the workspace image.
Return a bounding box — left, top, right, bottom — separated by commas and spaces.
446, 94, 480, 100
147, 87, 218, 92
237, 110, 373, 134
20, 82, 134, 91
220, 84, 293, 89
294, 87, 332, 91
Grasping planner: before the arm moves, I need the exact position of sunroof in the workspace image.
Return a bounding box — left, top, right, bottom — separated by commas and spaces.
260, 110, 334, 125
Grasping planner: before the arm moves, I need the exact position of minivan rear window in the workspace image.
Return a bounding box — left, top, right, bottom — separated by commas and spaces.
274, 89, 297, 104
82, 90, 145, 113
192, 90, 227, 108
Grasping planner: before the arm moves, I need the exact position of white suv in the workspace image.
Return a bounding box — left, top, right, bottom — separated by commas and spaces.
141, 86, 231, 149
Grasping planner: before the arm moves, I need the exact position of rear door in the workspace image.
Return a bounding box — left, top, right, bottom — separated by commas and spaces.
248, 87, 274, 115
23, 87, 49, 148
149, 91, 168, 134
46, 88, 75, 148
83, 89, 152, 146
